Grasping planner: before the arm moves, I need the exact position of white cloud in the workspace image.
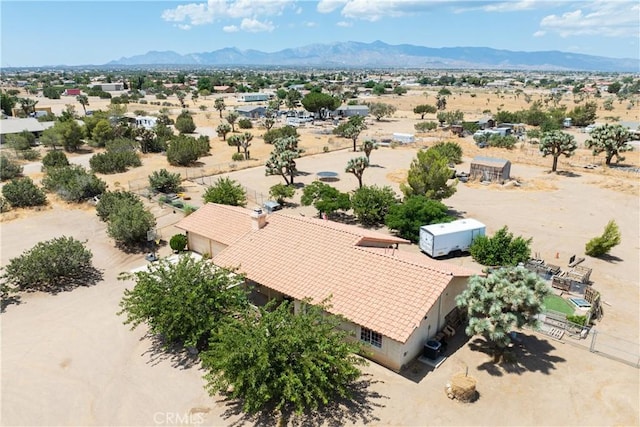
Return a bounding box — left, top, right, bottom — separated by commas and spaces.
481, 0, 540, 12
177, 24, 193, 31
223, 25, 239, 32
317, 0, 348, 14
533, 30, 545, 37
162, 0, 293, 28
240, 18, 275, 32
336, 20, 352, 27
539, 1, 639, 38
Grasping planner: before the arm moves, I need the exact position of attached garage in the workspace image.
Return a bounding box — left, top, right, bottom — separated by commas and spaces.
186, 232, 211, 256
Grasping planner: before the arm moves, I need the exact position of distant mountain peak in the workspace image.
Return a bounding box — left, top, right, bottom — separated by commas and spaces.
106, 41, 639, 72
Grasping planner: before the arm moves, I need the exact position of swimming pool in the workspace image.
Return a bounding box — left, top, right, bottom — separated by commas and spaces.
569, 297, 591, 309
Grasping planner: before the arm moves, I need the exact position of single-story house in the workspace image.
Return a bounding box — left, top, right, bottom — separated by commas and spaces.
0, 117, 54, 143
176, 204, 476, 372
470, 156, 511, 182
63, 88, 81, 96
235, 105, 266, 119
90, 83, 124, 92
477, 117, 495, 129
333, 105, 369, 118
213, 85, 235, 93
237, 92, 270, 102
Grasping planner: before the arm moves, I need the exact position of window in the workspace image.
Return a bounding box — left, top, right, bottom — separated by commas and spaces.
360, 327, 382, 348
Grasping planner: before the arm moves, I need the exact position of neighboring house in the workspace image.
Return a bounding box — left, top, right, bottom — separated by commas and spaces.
0, 117, 54, 143
213, 85, 235, 93
470, 156, 511, 182
176, 203, 476, 372
235, 105, 266, 119
91, 83, 124, 92
477, 117, 495, 129
134, 116, 157, 129
63, 88, 81, 96
237, 92, 270, 102
333, 105, 370, 118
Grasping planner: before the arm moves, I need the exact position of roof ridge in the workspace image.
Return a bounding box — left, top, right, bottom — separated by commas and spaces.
355, 246, 453, 277
273, 212, 379, 239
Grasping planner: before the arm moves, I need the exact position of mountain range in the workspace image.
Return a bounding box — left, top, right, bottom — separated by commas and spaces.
107, 40, 638, 72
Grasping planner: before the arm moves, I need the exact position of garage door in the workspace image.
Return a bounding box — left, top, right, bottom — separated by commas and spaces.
188, 233, 211, 255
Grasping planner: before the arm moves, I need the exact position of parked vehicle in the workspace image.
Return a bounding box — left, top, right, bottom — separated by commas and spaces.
419, 218, 486, 258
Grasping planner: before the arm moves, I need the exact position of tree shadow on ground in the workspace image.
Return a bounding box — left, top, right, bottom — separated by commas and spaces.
1, 266, 104, 312
555, 170, 581, 178
139, 332, 201, 370
218, 374, 387, 427
329, 211, 358, 225
595, 253, 624, 263
446, 208, 467, 219
469, 333, 565, 377
368, 164, 386, 168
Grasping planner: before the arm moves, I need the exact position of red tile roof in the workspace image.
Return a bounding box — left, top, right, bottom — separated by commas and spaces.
174, 203, 253, 246
208, 210, 475, 343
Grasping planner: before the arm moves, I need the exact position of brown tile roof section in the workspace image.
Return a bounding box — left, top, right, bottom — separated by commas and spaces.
213, 211, 472, 344
175, 203, 253, 246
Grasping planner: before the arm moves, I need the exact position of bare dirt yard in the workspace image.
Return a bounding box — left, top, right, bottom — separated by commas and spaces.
1, 88, 639, 426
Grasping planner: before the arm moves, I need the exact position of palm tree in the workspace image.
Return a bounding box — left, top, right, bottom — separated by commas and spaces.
76, 95, 89, 114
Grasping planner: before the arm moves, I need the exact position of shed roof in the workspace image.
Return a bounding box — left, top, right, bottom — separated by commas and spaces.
0, 118, 54, 135
175, 203, 253, 246
471, 156, 510, 168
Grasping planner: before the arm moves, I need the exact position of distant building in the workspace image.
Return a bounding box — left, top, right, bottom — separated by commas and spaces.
333, 105, 369, 118
470, 156, 511, 182
0, 117, 54, 144
237, 92, 270, 102
235, 106, 266, 118
91, 83, 124, 92
134, 116, 157, 129
63, 88, 81, 96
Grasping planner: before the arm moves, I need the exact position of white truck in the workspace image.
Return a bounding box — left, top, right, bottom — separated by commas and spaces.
419, 219, 486, 258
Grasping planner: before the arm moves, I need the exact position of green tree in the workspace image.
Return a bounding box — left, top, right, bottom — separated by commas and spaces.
203, 177, 247, 207
300, 181, 350, 218
169, 234, 188, 252
263, 125, 298, 144
456, 267, 550, 359
2, 177, 47, 207
216, 123, 232, 141
76, 94, 89, 114
18, 98, 38, 116
269, 183, 295, 205
227, 134, 242, 154
0, 155, 23, 181
54, 119, 85, 152
539, 130, 578, 172
333, 115, 367, 152
607, 82, 622, 94
1, 91, 17, 116
301, 92, 340, 119
149, 169, 182, 194
413, 104, 437, 120
91, 119, 114, 147
1, 236, 94, 292
384, 196, 452, 242
175, 111, 196, 134
226, 111, 240, 132
41, 150, 69, 170
96, 190, 142, 222
415, 121, 438, 133
345, 156, 369, 189
42, 165, 106, 203
238, 132, 253, 160
361, 139, 377, 162
214, 97, 226, 118
202, 299, 365, 415
430, 141, 463, 164
470, 226, 532, 266
107, 200, 156, 247
265, 136, 302, 185
118, 256, 247, 350
372, 84, 386, 96
166, 135, 210, 166
402, 149, 456, 200
585, 124, 634, 165
568, 101, 597, 127
393, 86, 408, 96
367, 102, 396, 121
351, 185, 398, 227
89, 150, 141, 174
585, 220, 621, 257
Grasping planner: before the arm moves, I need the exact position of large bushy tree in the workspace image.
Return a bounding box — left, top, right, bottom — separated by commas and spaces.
0, 155, 23, 181
166, 134, 210, 166
351, 185, 398, 227
202, 299, 365, 414
413, 104, 437, 120
203, 177, 247, 207
585, 124, 633, 165
42, 165, 106, 203
106, 199, 156, 247
41, 150, 69, 170
430, 141, 463, 165
539, 130, 577, 172
149, 169, 182, 194
402, 149, 456, 200
1, 177, 47, 207
384, 196, 452, 242
263, 125, 298, 144
301, 92, 340, 119
470, 226, 531, 266
301, 181, 350, 218
1, 236, 94, 292
118, 256, 248, 351
95, 190, 142, 222
175, 111, 196, 134
585, 220, 621, 257
367, 102, 396, 121
456, 267, 550, 359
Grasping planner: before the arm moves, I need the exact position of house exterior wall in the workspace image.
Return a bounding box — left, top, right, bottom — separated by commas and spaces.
186, 233, 227, 257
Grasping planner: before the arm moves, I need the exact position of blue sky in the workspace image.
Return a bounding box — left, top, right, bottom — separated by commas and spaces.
1, 0, 639, 67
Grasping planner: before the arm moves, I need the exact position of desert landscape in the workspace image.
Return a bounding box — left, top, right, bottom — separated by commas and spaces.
1, 85, 639, 426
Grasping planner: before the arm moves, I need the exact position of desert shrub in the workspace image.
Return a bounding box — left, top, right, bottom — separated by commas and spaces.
0, 196, 10, 213
1, 177, 47, 208
166, 135, 210, 166
269, 183, 295, 205
19, 148, 40, 161
106, 200, 156, 247
470, 226, 531, 266
175, 111, 196, 134
42, 165, 106, 203
41, 150, 69, 170
90, 151, 141, 174
156, 93, 167, 100
0, 155, 23, 181
263, 125, 298, 144
488, 134, 517, 149
567, 314, 587, 326
170, 234, 188, 252
585, 220, 621, 257
414, 121, 438, 132
203, 177, 246, 207
96, 191, 142, 222
238, 118, 253, 129
231, 152, 244, 161
139, 100, 148, 105
149, 169, 182, 194
430, 141, 463, 164
1, 236, 94, 292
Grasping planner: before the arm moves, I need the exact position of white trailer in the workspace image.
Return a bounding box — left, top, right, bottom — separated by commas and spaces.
392, 132, 415, 144
419, 219, 486, 258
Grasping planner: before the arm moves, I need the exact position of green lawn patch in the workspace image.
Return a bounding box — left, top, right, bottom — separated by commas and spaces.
543, 294, 575, 315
